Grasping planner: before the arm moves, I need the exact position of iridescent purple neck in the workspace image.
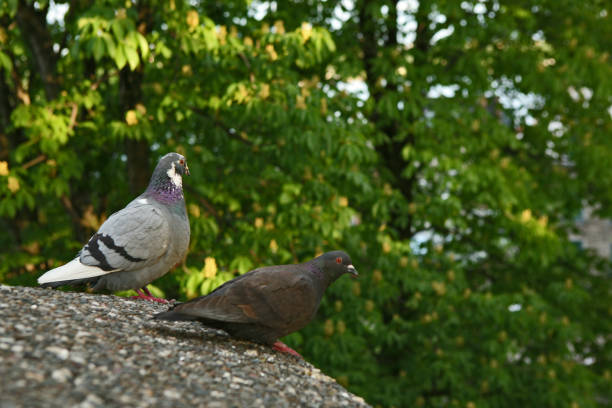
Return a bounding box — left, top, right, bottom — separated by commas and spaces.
145, 176, 184, 205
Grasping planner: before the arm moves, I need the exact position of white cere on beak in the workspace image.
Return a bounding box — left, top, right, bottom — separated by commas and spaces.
167, 162, 183, 187
347, 264, 358, 276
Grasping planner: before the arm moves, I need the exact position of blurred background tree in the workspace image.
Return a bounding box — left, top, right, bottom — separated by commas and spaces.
1, 0, 610, 406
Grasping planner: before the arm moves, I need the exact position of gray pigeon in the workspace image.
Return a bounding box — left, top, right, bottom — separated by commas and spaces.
153, 251, 358, 356
38, 152, 191, 303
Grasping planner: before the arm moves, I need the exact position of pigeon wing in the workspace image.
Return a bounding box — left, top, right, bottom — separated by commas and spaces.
79, 200, 170, 272
173, 266, 318, 328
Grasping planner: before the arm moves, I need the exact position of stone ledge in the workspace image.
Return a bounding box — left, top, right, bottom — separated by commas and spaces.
0, 284, 369, 408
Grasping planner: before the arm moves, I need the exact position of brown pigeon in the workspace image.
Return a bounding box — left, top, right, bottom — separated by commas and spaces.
153, 250, 358, 356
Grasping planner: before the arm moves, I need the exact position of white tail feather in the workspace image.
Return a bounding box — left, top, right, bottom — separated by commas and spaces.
38, 258, 115, 284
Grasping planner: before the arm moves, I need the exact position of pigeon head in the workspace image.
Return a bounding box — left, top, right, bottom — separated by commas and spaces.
159, 152, 190, 178
146, 152, 189, 203
315, 250, 358, 282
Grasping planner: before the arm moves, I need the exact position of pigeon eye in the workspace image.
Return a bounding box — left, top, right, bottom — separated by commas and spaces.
336, 257, 342, 264
179, 159, 184, 165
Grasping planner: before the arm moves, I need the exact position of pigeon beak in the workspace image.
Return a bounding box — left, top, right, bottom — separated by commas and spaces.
347, 264, 358, 278
184, 164, 190, 176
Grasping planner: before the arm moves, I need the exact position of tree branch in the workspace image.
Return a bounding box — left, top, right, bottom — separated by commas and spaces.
120, 3, 152, 195
16, 1, 58, 100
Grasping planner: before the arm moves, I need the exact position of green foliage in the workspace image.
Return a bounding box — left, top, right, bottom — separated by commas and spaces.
1, 1, 611, 407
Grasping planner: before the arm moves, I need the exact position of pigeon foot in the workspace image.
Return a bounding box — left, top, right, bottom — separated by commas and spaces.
129, 287, 171, 304
129, 294, 170, 304
272, 341, 302, 358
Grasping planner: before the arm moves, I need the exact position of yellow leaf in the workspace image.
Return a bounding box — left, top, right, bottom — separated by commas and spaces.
382, 241, 391, 253
336, 320, 346, 334
0, 161, 8, 176
323, 319, 334, 336
320, 98, 327, 115
80, 205, 102, 230
254, 217, 264, 228
269, 239, 278, 253
186, 10, 199, 30
265, 44, 278, 61
125, 110, 138, 126
520, 209, 532, 223
471, 119, 480, 132
259, 83, 270, 99
300, 22, 312, 42
295, 95, 306, 109
432, 281, 446, 296
244, 36, 253, 47
537, 215, 548, 227
217, 25, 227, 44
235, 83, 250, 103
203, 257, 217, 278
338, 196, 348, 207
188, 204, 201, 218
135, 103, 147, 114
181, 65, 193, 76
7, 176, 19, 193
22, 242, 40, 255
274, 20, 285, 35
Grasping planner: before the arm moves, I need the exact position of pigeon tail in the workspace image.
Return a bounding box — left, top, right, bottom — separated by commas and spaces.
152, 309, 200, 321
38, 258, 115, 287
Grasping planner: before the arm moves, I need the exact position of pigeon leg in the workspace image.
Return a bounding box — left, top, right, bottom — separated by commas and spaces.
272, 341, 302, 358
129, 287, 170, 304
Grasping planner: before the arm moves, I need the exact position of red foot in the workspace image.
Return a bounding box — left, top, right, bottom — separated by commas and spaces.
129, 294, 170, 304
273, 341, 302, 358
129, 287, 171, 304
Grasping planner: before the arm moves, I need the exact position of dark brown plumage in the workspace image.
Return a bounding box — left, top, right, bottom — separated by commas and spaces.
153, 251, 358, 347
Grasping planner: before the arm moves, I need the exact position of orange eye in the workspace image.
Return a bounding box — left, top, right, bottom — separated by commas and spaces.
179, 159, 185, 165
336, 257, 342, 264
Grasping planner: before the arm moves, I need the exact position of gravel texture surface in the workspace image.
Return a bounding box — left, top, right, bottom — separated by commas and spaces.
0, 284, 370, 408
